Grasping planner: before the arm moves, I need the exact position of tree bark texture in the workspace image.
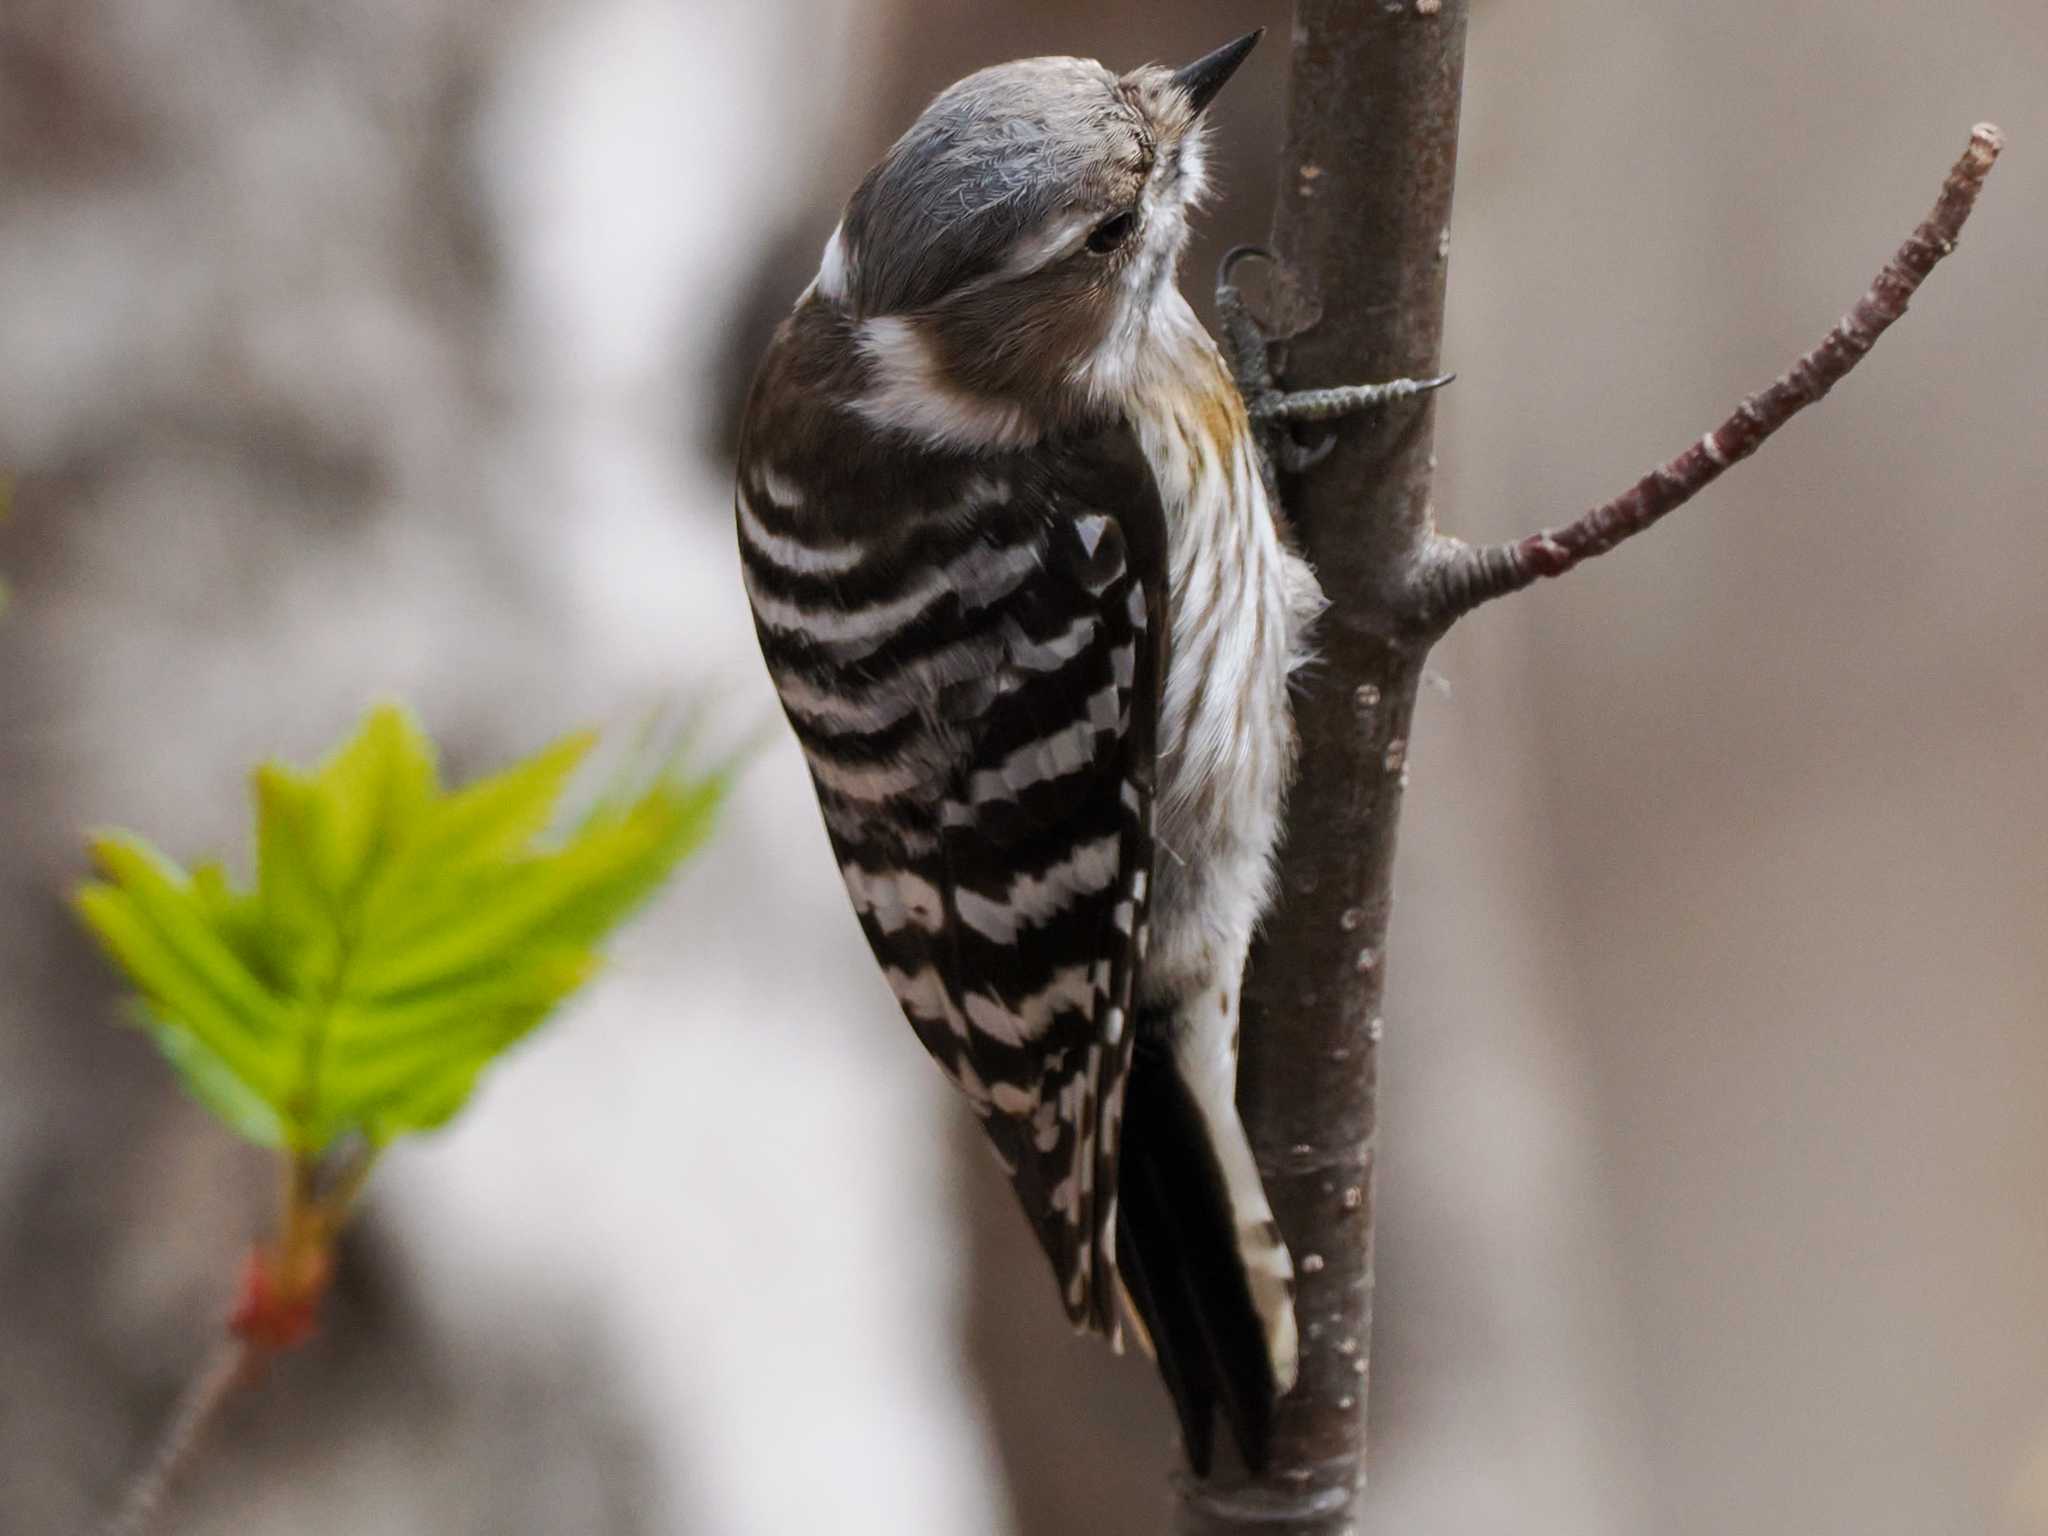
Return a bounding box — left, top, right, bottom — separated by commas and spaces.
1185, 6, 1469, 1533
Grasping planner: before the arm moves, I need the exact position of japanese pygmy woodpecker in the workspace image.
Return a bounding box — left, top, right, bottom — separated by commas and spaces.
737, 29, 1441, 1473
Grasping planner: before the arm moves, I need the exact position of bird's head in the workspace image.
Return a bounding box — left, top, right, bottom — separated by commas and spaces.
815, 31, 1261, 446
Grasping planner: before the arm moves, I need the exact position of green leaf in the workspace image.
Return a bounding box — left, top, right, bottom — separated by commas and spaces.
136, 1004, 289, 1147
73, 704, 729, 1153
308, 704, 438, 904
409, 730, 595, 871
73, 881, 291, 1103
253, 764, 334, 980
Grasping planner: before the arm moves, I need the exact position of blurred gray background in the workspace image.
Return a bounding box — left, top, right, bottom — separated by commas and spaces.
2, 2, 2043, 1533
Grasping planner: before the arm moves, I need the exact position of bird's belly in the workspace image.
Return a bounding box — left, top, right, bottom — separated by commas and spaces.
1140, 436, 1315, 1008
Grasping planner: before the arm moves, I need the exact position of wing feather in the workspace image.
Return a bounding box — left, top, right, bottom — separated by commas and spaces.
745, 420, 1166, 1334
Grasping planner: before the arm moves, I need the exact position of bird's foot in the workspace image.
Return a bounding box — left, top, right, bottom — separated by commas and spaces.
1216, 245, 1454, 477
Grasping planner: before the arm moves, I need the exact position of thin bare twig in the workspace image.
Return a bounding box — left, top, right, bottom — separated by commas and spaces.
97, 1153, 347, 1536
1405, 123, 2005, 632
100, 1337, 254, 1536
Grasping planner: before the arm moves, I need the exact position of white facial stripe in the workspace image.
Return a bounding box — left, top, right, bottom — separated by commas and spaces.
1001, 210, 1097, 275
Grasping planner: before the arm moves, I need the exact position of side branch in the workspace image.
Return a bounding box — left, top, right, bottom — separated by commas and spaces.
101, 1337, 254, 1536
1406, 123, 2003, 632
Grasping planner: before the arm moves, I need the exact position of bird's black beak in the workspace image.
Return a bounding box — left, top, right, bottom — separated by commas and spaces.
1170, 29, 1262, 116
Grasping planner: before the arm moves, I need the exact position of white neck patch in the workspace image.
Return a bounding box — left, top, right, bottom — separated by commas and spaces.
852, 315, 1040, 452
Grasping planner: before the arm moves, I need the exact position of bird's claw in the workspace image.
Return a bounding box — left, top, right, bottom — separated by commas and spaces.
1275, 433, 1336, 474
1216, 251, 1451, 486
1218, 243, 1276, 291
1247, 372, 1456, 427
1215, 245, 1281, 400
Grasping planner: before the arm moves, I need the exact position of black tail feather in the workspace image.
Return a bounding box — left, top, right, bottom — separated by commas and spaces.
1117, 1038, 1278, 1476
1118, 1137, 1222, 1474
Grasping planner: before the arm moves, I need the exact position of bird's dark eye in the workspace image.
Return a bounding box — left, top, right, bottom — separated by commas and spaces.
1086, 210, 1139, 254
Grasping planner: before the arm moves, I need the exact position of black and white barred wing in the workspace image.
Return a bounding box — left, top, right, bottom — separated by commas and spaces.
740, 431, 1166, 1338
